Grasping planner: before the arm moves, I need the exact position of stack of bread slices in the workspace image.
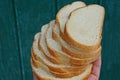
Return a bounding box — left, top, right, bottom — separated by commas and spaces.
31, 1, 105, 80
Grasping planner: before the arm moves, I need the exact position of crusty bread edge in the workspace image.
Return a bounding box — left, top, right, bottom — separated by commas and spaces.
64, 5, 105, 51
52, 23, 102, 59
31, 56, 89, 78
55, 1, 86, 38
31, 58, 92, 80
32, 41, 92, 73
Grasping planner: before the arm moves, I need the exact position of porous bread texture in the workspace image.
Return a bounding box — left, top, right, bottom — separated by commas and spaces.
31, 59, 92, 80
52, 23, 101, 59
64, 5, 105, 51
31, 2, 105, 79
32, 32, 90, 73
31, 56, 88, 78
45, 20, 100, 66
56, 1, 86, 39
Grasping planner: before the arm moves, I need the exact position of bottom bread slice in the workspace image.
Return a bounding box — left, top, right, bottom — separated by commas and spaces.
31, 56, 90, 78
31, 59, 92, 80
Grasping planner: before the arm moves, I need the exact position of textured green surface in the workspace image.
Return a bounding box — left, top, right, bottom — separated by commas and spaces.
0, 0, 22, 80
0, 0, 120, 80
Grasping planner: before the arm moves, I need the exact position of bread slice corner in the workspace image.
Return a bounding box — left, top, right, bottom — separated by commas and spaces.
64, 4, 105, 51
56, 1, 86, 39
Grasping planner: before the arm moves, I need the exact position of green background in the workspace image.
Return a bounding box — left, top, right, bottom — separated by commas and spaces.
0, 0, 120, 80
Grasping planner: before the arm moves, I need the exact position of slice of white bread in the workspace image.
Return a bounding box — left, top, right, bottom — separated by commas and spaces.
39, 23, 72, 65
52, 24, 101, 59
31, 56, 88, 78
33, 33, 90, 73
64, 5, 105, 51
38, 24, 61, 64
56, 1, 86, 39
46, 20, 101, 66
31, 58, 92, 80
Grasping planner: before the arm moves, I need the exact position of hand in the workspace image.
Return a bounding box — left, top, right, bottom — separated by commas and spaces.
33, 74, 38, 80
88, 56, 101, 80
33, 57, 101, 80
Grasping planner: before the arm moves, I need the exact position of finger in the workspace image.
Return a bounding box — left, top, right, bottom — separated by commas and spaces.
33, 74, 38, 80
88, 74, 98, 80
88, 56, 101, 80
92, 56, 101, 77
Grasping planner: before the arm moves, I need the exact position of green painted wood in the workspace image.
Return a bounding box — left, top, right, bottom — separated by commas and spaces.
0, 0, 22, 80
13, 0, 56, 80
100, 0, 120, 80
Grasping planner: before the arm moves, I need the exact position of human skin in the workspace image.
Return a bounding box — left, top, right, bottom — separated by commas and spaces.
33, 57, 101, 80
88, 56, 101, 80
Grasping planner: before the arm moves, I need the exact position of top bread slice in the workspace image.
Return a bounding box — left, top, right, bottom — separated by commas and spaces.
56, 1, 86, 39
64, 5, 105, 51
52, 23, 101, 59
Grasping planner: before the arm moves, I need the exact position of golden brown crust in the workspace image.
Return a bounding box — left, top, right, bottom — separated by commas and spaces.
64, 5, 105, 51
52, 22, 101, 59
64, 25, 101, 51
38, 32, 62, 64
32, 46, 90, 73
70, 53, 101, 66
33, 71, 51, 80
33, 44, 61, 64
31, 56, 90, 78
50, 68, 85, 78
31, 59, 51, 80
52, 27, 60, 43
38, 29, 100, 66
62, 44, 101, 59
32, 61, 92, 80
56, 1, 86, 37
31, 2, 104, 80
32, 49, 89, 73
45, 38, 101, 66
31, 57, 93, 80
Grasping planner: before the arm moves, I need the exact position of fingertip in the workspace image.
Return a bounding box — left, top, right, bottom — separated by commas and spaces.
33, 74, 38, 80
88, 74, 98, 80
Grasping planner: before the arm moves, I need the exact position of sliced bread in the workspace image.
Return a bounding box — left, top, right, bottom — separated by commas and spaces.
38, 24, 61, 64
56, 1, 86, 39
46, 20, 100, 66
52, 24, 101, 59
31, 57, 88, 78
31, 58, 92, 80
32, 33, 90, 73
64, 5, 105, 51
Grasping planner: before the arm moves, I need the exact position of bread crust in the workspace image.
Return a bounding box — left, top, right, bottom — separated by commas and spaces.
62, 45, 101, 59
38, 23, 100, 65
52, 24, 101, 59
46, 41, 101, 66
64, 5, 105, 51
31, 57, 90, 78
56, 1, 86, 40
32, 46, 90, 73
31, 3, 104, 80
31, 58, 92, 80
